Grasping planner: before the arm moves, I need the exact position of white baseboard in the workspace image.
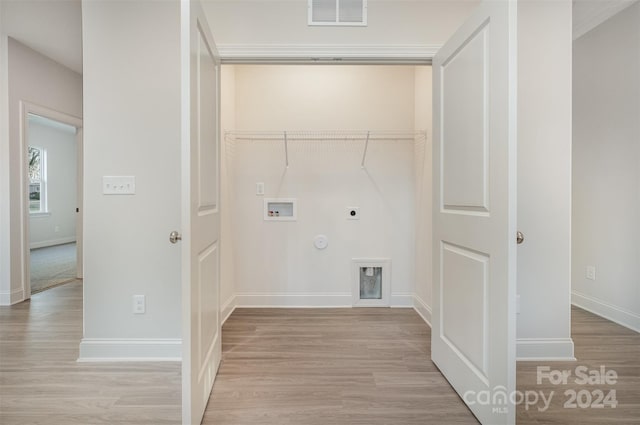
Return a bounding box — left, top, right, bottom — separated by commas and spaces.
390, 292, 414, 307
0, 288, 25, 305
30, 236, 76, 250
234, 292, 418, 308
516, 338, 575, 361
235, 292, 353, 308
413, 294, 432, 327
221, 295, 236, 324
78, 338, 181, 362
572, 291, 640, 333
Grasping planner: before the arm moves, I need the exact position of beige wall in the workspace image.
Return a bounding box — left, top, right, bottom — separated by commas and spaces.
572, 2, 640, 331
1, 38, 82, 305
203, 0, 479, 47
516, 0, 574, 359
413, 66, 433, 322
234, 65, 416, 131
80, 0, 182, 356
220, 65, 237, 320
224, 65, 423, 307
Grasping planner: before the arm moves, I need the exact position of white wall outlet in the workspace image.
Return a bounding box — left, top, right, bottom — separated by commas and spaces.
586, 266, 596, 281
347, 207, 360, 220
103, 176, 136, 195
133, 295, 145, 314
256, 182, 265, 196
54, 225, 60, 233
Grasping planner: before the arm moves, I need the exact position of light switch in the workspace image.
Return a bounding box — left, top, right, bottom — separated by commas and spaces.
103, 176, 136, 195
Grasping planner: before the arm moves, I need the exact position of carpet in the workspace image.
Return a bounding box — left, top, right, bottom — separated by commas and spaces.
30, 242, 77, 294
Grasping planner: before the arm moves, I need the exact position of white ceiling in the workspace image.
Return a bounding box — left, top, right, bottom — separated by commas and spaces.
1, 0, 637, 74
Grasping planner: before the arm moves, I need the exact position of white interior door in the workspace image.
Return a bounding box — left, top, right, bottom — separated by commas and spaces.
432, 1, 517, 424
181, 1, 222, 424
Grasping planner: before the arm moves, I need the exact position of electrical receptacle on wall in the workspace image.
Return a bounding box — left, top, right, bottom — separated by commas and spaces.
586, 266, 596, 281
133, 295, 145, 314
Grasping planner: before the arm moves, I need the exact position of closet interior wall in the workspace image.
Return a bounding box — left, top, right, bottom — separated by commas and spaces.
220, 64, 431, 313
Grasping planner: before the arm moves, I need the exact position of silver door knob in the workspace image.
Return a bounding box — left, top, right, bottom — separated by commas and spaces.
517, 231, 524, 245
169, 231, 182, 244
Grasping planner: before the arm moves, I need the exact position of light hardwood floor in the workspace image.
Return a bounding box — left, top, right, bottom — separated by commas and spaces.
1, 281, 638, 424
204, 308, 478, 425
0, 281, 181, 424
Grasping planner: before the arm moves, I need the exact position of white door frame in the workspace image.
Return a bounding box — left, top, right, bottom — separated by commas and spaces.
19, 101, 83, 299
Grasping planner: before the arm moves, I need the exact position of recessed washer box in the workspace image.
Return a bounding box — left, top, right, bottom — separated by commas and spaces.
264, 198, 297, 221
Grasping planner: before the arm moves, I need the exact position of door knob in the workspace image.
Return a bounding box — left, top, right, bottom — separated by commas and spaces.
517, 231, 524, 245
169, 231, 182, 244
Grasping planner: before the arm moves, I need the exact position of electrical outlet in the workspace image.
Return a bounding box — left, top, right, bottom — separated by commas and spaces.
586, 266, 596, 281
54, 225, 60, 233
133, 295, 145, 314
256, 182, 265, 196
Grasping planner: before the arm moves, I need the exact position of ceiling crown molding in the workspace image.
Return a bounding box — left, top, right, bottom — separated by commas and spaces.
217, 44, 440, 64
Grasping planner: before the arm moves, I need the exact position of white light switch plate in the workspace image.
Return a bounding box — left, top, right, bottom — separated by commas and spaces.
256, 182, 265, 196
103, 176, 136, 195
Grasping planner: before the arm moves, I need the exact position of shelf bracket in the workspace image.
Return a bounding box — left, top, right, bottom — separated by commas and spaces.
284, 131, 289, 168
361, 131, 371, 168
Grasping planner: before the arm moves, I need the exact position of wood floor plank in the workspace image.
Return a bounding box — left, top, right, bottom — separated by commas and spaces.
0, 281, 181, 425
2, 282, 638, 424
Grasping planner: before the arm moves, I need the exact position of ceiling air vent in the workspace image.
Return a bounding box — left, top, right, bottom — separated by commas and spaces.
308, 0, 368, 26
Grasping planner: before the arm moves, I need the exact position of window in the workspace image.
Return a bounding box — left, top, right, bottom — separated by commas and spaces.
308, 0, 367, 26
28, 146, 47, 214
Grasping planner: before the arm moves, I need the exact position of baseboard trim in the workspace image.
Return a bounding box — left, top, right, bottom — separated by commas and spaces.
516, 338, 576, 361
235, 292, 353, 308
390, 292, 414, 307
571, 291, 640, 333
78, 338, 181, 362
30, 237, 76, 250
413, 294, 432, 327
221, 295, 236, 325
234, 292, 418, 308
0, 288, 24, 305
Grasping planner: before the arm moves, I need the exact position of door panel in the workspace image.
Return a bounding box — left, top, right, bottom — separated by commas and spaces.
182, 1, 221, 424
442, 24, 488, 212
432, 1, 517, 424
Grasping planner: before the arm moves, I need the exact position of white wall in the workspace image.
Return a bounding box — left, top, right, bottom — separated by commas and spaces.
220, 65, 237, 321
0, 2, 12, 305
516, 0, 574, 360
28, 117, 77, 249
572, 2, 640, 332
413, 66, 433, 323
226, 65, 418, 307
203, 0, 478, 47
0, 38, 82, 305
80, 0, 182, 359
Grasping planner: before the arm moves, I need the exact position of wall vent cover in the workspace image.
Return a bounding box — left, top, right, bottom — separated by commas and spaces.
308, 0, 367, 26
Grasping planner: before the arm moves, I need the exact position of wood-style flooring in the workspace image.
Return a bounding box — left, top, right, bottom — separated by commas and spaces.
1, 280, 638, 424
204, 308, 477, 425
0, 281, 181, 424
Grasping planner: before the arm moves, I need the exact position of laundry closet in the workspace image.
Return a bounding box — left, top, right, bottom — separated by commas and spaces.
219, 64, 433, 315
